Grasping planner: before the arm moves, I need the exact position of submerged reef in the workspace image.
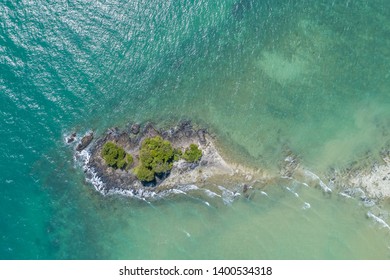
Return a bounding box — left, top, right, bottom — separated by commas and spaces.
278, 145, 390, 207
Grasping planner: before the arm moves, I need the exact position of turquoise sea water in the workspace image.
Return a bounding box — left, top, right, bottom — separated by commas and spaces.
1, 0, 390, 259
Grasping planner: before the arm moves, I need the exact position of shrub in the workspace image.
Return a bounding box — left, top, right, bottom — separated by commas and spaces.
173, 148, 183, 161
126, 154, 133, 166
134, 165, 155, 182
182, 144, 202, 163
101, 142, 132, 169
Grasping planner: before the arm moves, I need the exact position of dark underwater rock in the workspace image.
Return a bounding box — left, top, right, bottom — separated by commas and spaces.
232, 0, 252, 20
66, 132, 76, 144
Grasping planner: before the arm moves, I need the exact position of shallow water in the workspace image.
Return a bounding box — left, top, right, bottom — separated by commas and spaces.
1, 0, 390, 259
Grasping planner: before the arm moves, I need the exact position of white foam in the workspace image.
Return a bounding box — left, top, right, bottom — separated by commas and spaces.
302, 202, 311, 210
339, 192, 352, 199
340, 188, 377, 208
285, 156, 295, 163
303, 169, 332, 193
156, 185, 200, 199
178, 184, 199, 192
75, 148, 243, 205
342, 187, 365, 199
286, 186, 299, 197
367, 212, 390, 230
76, 149, 105, 193
75, 148, 166, 200
182, 230, 191, 238
218, 185, 240, 205
172, 189, 187, 195
203, 189, 221, 198
319, 180, 332, 193
361, 197, 376, 208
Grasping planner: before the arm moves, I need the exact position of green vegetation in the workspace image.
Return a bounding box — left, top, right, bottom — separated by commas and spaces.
183, 144, 202, 163
102, 136, 203, 183
135, 136, 175, 182
173, 148, 182, 161
134, 165, 155, 182
101, 142, 133, 169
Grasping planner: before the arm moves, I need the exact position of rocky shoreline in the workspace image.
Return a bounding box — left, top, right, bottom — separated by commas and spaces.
327, 149, 390, 200
68, 121, 271, 199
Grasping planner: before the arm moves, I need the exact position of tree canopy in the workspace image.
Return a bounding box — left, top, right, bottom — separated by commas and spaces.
101, 142, 133, 169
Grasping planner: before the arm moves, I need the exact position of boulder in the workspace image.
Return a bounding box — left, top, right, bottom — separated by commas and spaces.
142, 123, 159, 138
66, 132, 76, 144
76, 133, 94, 151
131, 123, 140, 134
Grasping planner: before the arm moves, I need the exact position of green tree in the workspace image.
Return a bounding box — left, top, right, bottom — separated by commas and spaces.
134, 165, 155, 182
101, 142, 133, 169
135, 136, 175, 182
182, 144, 202, 163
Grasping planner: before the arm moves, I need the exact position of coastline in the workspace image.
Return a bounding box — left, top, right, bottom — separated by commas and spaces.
70, 121, 273, 200
327, 149, 390, 200
69, 121, 390, 204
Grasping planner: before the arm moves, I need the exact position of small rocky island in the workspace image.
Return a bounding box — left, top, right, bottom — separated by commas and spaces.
68, 121, 267, 198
